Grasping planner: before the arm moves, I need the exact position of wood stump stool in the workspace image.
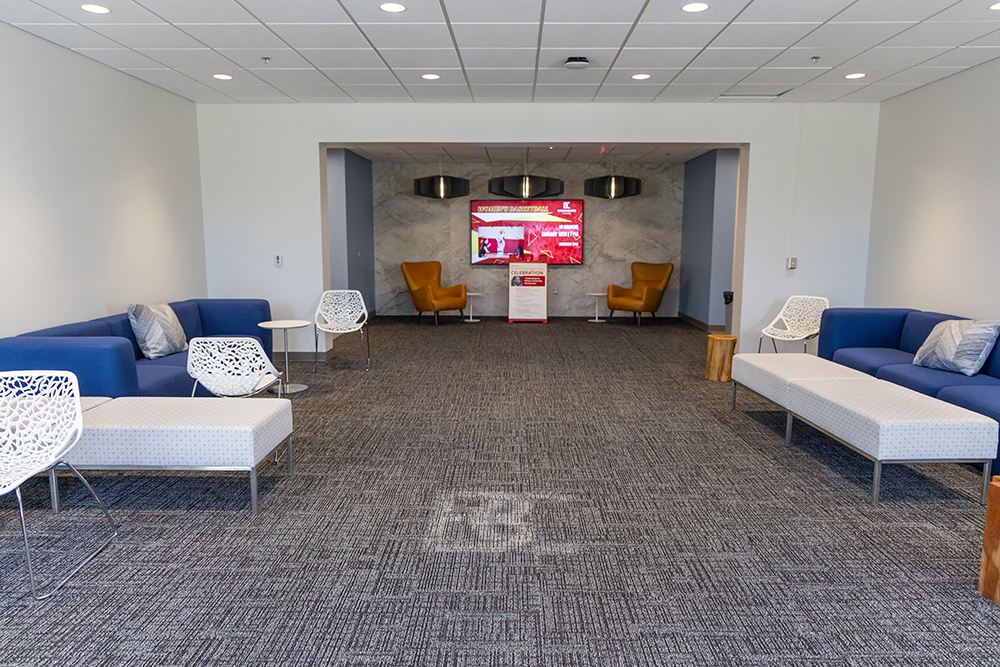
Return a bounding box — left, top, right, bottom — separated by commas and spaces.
705, 334, 737, 382
980, 475, 1000, 605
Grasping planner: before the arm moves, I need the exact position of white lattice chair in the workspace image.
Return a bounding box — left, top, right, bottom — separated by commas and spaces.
314, 290, 370, 372
759, 295, 830, 353
0, 371, 117, 600
187, 337, 283, 398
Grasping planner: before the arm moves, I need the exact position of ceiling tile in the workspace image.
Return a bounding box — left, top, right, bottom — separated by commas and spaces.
542, 0, 647, 24
538, 48, 621, 69
774, 84, 857, 102
833, 0, 958, 22
176, 67, 263, 85
926, 0, 1000, 22
0, 3, 71, 23
809, 66, 904, 84
471, 86, 534, 102
119, 67, 200, 86
379, 48, 460, 69
689, 47, 784, 68
359, 23, 453, 49
533, 83, 600, 98
134, 0, 257, 24
740, 67, 825, 85
87, 23, 205, 48
339, 83, 412, 100
445, 0, 542, 23
640, 0, 749, 23
880, 66, 967, 84
920, 46, 1000, 67
297, 48, 386, 68
12, 23, 123, 48
723, 83, 795, 95
466, 69, 535, 84
766, 47, 866, 68
536, 67, 608, 84
394, 69, 465, 84
796, 22, 914, 49
735, 0, 856, 22
249, 68, 332, 86
154, 83, 238, 102
966, 30, 1000, 47
278, 83, 351, 98
882, 22, 999, 48
604, 68, 679, 84
461, 48, 538, 69
451, 23, 540, 49
73, 47, 163, 68
485, 146, 528, 161
207, 83, 289, 98
175, 23, 287, 49
320, 69, 399, 84
674, 68, 755, 84
627, 23, 727, 48
341, 0, 445, 23
711, 23, 819, 48
839, 82, 924, 100
136, 48, 238, 68
595, 84, 659, 101
615, 48, 700, 68
408, 85, 473, 102
441, 145, 491, 160
32, 0, 163, 24
841, 46, 951, 69
216, 48, 314, 68
267, 23, 369, 49
541, 23, 632, 49
235, 0, 352, 23
653, 84, 730, 101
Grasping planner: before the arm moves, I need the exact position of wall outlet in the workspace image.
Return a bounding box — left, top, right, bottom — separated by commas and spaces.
274, 254, 283, 267
786, 256, 797, 270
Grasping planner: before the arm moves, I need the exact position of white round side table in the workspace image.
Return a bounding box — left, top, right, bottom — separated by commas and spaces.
465, 292, 482, 323
586, 293, 606, 323
258, 319, 311, 394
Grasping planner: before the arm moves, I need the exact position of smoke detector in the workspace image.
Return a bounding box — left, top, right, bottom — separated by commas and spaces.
564, 57, 590, 70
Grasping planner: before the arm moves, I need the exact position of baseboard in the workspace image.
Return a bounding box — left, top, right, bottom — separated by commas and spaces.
287, 351, 323, 362
678, 312, 726, 333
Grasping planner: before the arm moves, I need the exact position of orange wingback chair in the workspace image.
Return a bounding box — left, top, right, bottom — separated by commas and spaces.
400, 261, 467, 326
607, 262, 674, 327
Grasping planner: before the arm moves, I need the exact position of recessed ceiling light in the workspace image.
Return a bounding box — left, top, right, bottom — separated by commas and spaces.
380, 3, 406, 12
991, 2, 1000, 8
421, 73, 440, 80
682, 3, 709, 12
845, 72, 866, 79
80, 4, 110, 13
213, 74, 233, 80
631, 73, 651, 80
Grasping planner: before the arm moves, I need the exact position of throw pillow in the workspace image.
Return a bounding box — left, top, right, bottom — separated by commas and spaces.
913, 319, 1000, 376
127, 303, 189, 360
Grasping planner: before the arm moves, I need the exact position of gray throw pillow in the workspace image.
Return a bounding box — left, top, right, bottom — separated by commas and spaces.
913, 319, 1000, 376
127, 303, 189, 360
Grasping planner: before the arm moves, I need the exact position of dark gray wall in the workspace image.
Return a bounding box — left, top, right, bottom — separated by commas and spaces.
327, 148, 376, 312
678, 149, 738, 327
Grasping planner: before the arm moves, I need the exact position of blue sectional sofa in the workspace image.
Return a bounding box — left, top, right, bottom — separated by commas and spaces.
0, 299, 272, 398
818, 307, 1000, 470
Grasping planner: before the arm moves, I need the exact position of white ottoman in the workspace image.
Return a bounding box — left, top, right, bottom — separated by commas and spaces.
788, 378, 998, 505
54, 397, 293, 514
732, 353, 873, 410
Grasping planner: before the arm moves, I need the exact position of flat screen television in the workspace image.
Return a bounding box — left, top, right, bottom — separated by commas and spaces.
471, 200, 583, 265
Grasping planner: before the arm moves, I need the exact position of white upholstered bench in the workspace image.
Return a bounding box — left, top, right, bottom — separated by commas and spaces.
51, 397, 293, 514
732, 353, 997, 505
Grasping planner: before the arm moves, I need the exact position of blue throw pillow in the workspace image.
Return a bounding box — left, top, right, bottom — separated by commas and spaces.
913, 319, 1000, 376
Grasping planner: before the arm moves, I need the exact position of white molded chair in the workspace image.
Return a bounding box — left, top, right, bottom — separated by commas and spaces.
759, 295, 830, 353
187, 337, 283, 398
0, 371, 117, 600
313, 290, 370, 372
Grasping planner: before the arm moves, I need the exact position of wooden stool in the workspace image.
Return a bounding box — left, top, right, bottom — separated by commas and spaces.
980, 475, 1000, 605
705, 334, 737, 382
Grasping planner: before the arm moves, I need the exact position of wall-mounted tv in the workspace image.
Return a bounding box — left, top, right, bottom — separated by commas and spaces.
471, 200, 583, 265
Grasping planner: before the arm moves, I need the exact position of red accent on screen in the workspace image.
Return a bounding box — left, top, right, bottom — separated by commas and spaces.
521, 276, 545, 287
471, 200, 583, 266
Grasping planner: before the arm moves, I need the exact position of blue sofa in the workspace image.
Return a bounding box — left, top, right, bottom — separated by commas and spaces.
818, 307, 1000, 471
0, 299, 272, 398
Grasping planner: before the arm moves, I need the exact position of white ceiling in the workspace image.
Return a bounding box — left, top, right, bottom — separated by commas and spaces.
3, 0, 1000, 104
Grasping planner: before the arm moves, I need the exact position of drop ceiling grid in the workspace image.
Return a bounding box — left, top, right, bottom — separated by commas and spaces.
1, 0, 999, 103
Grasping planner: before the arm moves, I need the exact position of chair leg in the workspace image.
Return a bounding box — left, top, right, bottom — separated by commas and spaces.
416, 312, 422, 324
16, 464, 117, 601
360, 326, 371, 371
313, 327, 319, 373
772, 337, 778, 353
758, 335, 764, 353
608, 310, 614, 323
651, 312, 656, 322
434, 312, 439, 326
460, 309, 464, 319
637, 312, 641, 328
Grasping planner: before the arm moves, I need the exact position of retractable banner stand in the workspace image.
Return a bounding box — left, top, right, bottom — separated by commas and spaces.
508, 260, 547, 323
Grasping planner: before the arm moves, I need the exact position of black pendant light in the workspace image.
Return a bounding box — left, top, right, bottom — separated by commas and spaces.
584, 155, 641, 200
414, 157, 469, 199
489, 155, 563, 199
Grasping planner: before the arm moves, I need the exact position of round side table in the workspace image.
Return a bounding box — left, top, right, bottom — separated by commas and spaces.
258, 319, 311, 394
586, 292, 606, 323
465, 292, 482, 323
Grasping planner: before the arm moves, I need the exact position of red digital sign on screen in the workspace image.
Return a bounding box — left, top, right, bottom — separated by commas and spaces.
471, 200, 583, 265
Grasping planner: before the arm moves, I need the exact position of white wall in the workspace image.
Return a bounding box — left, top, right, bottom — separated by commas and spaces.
0, 23, 206, 337
197, 102, 880, 353
866, 58, 1000, 319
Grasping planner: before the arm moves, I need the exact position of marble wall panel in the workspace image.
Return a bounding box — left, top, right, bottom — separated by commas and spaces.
373, 161, 684, 318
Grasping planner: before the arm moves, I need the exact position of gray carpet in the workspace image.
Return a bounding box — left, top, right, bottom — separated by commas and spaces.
3, 316, 1000, 666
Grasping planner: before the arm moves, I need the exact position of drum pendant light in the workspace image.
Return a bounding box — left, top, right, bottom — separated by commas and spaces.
414, 157, 469, 199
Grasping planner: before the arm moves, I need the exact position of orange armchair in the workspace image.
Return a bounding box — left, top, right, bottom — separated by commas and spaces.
400, 261, 467, 326
607, 262, 674, 327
